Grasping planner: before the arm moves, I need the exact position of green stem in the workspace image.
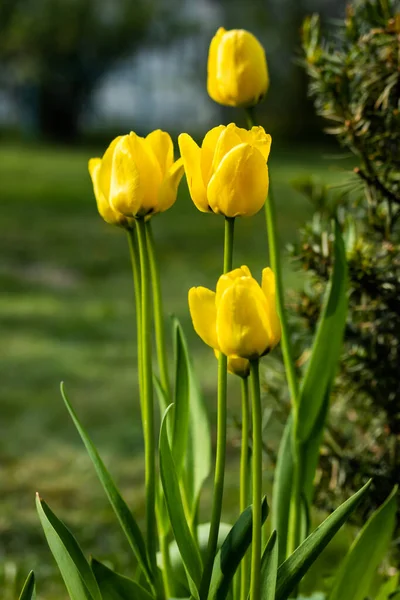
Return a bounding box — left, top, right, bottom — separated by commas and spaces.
145, 220, 171, 400
160, 532, 174, 599
249, 359, 262, 600
136, 217, 157, 576
127, 228, 143, 410
199, 216, 235, 600
287, 441, 303, 558
245, 106, 299, 405
240, 376, 250, 600
265, 184, 299, 405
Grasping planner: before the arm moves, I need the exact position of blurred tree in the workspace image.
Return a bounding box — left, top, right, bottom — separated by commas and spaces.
0, 0, 155, 140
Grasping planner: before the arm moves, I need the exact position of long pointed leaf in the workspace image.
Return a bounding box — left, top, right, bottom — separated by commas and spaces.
173, 318, 211, 522
91, 558, 154, 600
296, 222, 347, 442
159, 405, 203, 598
276, 480, 371, 600
19, 571, 36, 600
172, 318, 190, 475
260, 531, 278, 600
272, 414, 294, 563
208, 498, 269, 600
36, 495, 101, 600
328, 486, 398, 600
60, 384, 153, 588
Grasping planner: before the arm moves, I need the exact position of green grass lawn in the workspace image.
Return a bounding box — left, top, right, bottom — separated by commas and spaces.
0, 140, 355, 598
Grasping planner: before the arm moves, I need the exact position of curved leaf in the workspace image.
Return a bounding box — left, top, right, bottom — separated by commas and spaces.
328, 486, 398, 600
159, 405, 203, 598
276, 480, 371, 600
19, 571, 36, 600
36, 495, 101, 600
272, 414, 294, 563
91, 558, 154, 600
208, 498, 269, 600
60, 384, 154, 589
260, 531, 278, 600
296, 222, 347, 442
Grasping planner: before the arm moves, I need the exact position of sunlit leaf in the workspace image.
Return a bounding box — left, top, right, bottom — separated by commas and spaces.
328, 486, 398, 600
36, 495, 101, 600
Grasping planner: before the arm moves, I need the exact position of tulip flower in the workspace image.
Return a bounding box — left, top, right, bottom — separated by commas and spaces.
189, 266, 281, 361
207, 28, 269, 107
88, 130, 184, 220
178, 123, 271, 218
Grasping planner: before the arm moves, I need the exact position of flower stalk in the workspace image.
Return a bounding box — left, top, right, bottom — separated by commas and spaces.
240, 376, 250, 600
249, 358, 262, 600
146, 220, 171, 400
200, 216, 235, 600
136, 216, 157, 576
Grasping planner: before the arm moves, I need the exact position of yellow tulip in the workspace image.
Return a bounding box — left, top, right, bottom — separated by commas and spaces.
178, 123, 271, 217
88, 130, 184, 221
207, 28, 269, 107
189, 266, 281, 361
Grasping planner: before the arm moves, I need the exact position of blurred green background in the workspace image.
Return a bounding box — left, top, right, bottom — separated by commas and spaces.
0, 0, 354, 598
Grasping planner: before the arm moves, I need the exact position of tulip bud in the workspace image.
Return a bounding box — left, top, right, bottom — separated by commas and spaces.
88, 130, 184, 223
188, 266, 281, 363
178, 123, 271, 218
207, 28, 269, 107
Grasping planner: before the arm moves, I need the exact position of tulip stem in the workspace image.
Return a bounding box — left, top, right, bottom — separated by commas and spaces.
223, 216, 235, 273
127, 229, 143, 407
145, 220, 171, 400
200, 216, 235, 600
249, 359, 262, 600
240, 376, 250, 600
136, 217, 157, 577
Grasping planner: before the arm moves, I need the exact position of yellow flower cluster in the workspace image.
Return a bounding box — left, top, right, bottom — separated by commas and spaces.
88, 27, 281, 374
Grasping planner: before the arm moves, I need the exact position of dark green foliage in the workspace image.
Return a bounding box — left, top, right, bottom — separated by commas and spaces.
289, 0, 400, 530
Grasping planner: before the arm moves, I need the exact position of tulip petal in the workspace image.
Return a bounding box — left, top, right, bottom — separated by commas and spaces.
157, 158, 184, 213
127, 132, 162, 215
207, 28, 226, 103
217, 279, 271, 359
200, 125, 225, 186
262, 267, 281, 348
109, 136, 143, 216
216, 266, 252, 304
98, 136, 123, 200
235, 125, 272, 161
207, 143, 269, 217
211, 125, 242, 175
188, 287, 218, 349
178, 133, 209, 212
217, 30, 269, 107
89, 158, 122, 225
146, 129, 174, 176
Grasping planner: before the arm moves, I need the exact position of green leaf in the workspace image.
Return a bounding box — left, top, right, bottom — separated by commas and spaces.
260, 530, 278, 600
172, 317, 190, 475
91, 558, 154, 600
19, 571, 36, 600
376, 574, 399, 600
208, 498, 269, 600
296, 221, 348, 442
172, 318, 211, 523
36, 495, 101, 600
302, 390, 330, 507
60, 384, 153, 589
275, 480, 371, 600
159, 405, 203, 598
272, 414, 294, 563
328, 486, 398, 600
